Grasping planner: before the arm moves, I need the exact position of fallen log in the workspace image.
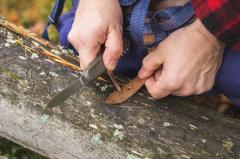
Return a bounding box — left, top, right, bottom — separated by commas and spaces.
0, 18, 240, 159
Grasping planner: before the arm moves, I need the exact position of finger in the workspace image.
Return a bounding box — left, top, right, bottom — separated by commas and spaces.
194, 75, 215, 95
171, 84, 194, 97
78, 42, 101, 69
138, 47, 164, 79
154, 66, 163, 80
145, 69, 171, 99
103, 26, 123, 71
68, 26, 105, 70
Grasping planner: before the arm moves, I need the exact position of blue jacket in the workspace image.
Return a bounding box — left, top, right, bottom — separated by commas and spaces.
55, 0, 240, 107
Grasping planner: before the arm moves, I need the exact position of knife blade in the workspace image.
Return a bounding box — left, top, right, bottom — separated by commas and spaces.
47, 53, 106, 108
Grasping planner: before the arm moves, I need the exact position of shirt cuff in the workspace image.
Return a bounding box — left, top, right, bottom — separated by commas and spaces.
191, 0, 240, 50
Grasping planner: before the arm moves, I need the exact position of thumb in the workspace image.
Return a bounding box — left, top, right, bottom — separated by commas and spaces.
145, 69, 171, 99
103, 27, 123, 71
138, 46, 164, 79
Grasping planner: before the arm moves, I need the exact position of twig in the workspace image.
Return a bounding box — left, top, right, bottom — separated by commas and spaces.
0, 18, 58, 50
40, 48, 81, 71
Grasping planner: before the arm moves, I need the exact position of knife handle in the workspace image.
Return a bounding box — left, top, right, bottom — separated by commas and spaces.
83, 53, 106, 80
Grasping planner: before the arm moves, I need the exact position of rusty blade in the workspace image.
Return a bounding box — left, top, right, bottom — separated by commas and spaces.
105, 76, 146, 105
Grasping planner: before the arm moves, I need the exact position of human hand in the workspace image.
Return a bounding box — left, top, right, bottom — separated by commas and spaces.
138, 19, 225, 99
68, 0, 123, 71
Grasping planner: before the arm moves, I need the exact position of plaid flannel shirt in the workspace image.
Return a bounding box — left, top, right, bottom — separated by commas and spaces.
192, 0, 240, 51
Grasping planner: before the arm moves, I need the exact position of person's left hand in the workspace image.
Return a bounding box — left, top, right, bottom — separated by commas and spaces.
138, 19, 225, 99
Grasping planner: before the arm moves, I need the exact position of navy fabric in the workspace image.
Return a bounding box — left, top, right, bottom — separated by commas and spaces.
119, 0, 138, 6
129, 0, 151, 45
42, 0, 66, 40
212, 48, 240, 107
44, 0, 240, 107
130, 1, 194, 47
57, 5, 76, 50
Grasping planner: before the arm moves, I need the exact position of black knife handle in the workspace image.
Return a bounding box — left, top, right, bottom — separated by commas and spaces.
83, 53, 106, 80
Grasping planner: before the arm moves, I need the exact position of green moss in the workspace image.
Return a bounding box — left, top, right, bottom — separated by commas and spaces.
91, 133, 103, 145
0, 67, 21, 80
15, 38, 24, 46
127, 154, 140, 159
113, 129, 124, 140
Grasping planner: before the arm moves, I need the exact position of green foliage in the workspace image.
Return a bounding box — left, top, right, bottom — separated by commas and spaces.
0, 137, 46, 159
0, 0, 73, 43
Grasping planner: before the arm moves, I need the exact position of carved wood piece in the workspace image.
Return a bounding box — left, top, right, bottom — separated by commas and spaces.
106, 77, 146, 104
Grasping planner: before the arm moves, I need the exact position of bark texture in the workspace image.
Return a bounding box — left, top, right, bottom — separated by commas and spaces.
0, 19, 240, 159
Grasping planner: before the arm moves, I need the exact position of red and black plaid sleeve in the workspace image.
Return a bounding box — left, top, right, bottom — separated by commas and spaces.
191, 0, 240, 51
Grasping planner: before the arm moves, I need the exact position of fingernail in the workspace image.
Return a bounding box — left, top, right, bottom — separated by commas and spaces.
108, 59, 118, 71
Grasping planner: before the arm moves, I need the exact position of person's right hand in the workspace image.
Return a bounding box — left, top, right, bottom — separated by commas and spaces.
138, 19, 225, 99
68, 0, 123, 71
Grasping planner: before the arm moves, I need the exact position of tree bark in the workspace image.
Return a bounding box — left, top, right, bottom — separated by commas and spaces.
0, 19, 240, 159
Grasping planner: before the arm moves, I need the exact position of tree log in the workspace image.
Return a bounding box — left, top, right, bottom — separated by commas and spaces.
0, 19, 240, 159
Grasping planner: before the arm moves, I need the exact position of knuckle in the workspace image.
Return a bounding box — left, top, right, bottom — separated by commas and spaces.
195, 90, 203, 95
196, 86, 208, 94
196, 83, 214, 95
68, 31, 91, 48
67, 31, 76, 44
149, 90, 160, 99
165, 76, 182, 91
207, 82, 214, 91
200, 87, 212, 94
163, 73, 184, 91
78, 34, 91, 46
111, 44, 123, 55
195, 88, 205, 95
204, 88, 212, 93
179, 89, 194, 96
142, 56, 152, 68
146, 85, 160, 99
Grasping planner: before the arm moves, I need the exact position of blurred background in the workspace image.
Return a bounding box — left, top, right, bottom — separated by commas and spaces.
0, 0, 239, 158
0, 0, 73, 43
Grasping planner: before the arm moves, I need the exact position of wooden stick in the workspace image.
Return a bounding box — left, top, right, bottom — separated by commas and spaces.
0, 17, 57, 50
